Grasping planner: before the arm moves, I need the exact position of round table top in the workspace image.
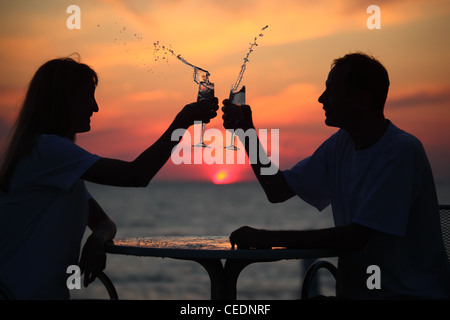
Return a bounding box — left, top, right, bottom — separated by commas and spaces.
105, 236, 341, 260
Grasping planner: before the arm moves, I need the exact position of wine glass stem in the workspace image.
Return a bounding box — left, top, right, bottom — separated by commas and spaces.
201, 123, 206, 143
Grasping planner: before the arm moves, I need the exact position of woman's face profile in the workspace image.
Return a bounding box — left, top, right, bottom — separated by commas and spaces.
69, 79, 98, 134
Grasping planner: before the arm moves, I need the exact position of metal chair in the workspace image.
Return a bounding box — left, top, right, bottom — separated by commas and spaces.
439, 204, 450, 261
97, 271, 119, 300
301, 260, 337, 299
300, 204, 450, 299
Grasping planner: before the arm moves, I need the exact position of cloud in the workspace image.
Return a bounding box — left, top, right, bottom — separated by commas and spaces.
0, 115, 13, 154
93, 0, 450, 62
386, 87, 450, 109
0, 86, 25, 109
250, 82, 324, 127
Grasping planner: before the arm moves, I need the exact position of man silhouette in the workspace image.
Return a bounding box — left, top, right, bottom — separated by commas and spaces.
223, 52, 450, 299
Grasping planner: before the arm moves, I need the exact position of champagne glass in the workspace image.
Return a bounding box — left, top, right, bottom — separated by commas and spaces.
192, 81, 214, 148
225, 85, 245, 151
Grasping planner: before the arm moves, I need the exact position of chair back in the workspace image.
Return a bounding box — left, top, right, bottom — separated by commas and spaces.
439, 205, 450, 262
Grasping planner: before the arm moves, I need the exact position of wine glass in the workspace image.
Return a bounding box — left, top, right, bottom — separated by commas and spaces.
192, 81, 214, 148
225, 85, 245, 151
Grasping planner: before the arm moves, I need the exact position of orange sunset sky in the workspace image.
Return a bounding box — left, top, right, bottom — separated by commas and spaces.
0, 0, 449, 185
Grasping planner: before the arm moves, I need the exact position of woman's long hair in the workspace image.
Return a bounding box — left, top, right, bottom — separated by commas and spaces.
0, 56, 98, 193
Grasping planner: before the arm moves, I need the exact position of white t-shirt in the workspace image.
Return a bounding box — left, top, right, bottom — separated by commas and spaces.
283, 122, 450, 299
0, 134, 100, 299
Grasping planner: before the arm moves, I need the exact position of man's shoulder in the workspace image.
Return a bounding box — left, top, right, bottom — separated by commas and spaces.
384, 122, 425, 157
388, 123, 422, 145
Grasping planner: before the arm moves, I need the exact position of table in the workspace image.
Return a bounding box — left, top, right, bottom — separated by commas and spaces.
105, 236, 341, 300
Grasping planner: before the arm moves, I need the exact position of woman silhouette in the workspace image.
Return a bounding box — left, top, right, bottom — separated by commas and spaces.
0, 56, 218, 299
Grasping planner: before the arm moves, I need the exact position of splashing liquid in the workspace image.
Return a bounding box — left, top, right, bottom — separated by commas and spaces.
153, 42, 212, 89
152, 24, 268, 93
231, 25, 268, 93
176, 55, 214, 102
176, 55, 211, 85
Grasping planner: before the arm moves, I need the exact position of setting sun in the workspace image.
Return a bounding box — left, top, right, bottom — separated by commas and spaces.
212, 170, 229, 184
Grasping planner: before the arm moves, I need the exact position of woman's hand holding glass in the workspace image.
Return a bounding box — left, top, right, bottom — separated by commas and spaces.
175, 97, 219, 130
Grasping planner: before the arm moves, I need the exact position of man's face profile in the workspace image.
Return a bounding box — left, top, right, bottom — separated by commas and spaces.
318, 65, 356, 129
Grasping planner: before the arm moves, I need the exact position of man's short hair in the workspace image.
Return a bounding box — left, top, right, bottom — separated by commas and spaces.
332, 52, 390, 112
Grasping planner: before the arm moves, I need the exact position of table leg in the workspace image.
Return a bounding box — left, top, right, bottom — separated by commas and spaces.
223, 259, 255, 300
192, 258, 280, 300
192, 259, 226, 300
